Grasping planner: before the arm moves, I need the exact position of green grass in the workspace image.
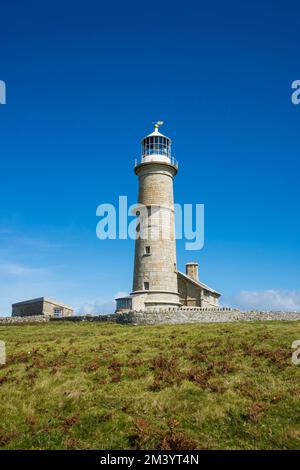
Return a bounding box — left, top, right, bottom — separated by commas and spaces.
0, 321, 300, 450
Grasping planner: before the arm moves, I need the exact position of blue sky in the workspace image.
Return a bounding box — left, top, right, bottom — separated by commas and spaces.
0, 0, 299, 314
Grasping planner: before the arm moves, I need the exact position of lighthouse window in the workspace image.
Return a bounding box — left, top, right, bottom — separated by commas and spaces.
142, 136, 170, 157
144, 282, 150, 290
145, 246, 151, 255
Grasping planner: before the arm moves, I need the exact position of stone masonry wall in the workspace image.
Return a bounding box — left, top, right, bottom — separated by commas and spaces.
0, 315, 50, 324
115, 309, 300, 325
132, 162, 179, 306
1, 310, 300, 325
42, 300, 73, 317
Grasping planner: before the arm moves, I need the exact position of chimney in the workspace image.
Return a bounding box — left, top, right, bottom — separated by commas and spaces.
186, 262, 199, 281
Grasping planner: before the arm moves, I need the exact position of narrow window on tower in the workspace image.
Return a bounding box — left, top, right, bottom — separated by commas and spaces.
135, 210, 140, 235
145, 246, 151, 255
144, 282, 150, 290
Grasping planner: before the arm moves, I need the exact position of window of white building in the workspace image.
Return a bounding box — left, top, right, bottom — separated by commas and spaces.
53, 307, 62, 317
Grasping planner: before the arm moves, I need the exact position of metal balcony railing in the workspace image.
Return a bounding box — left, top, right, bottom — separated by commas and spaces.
134, 156, 178, 168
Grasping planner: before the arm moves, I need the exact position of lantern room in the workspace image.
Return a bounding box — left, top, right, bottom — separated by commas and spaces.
140, 121, 172, 164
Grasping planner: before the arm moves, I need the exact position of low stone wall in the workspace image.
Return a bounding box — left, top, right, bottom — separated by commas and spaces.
0, 315, 50, 324
115, 309, 300, 325
0, 314, 117, 325
50, 315, 117, 322
1, 310, 300, 325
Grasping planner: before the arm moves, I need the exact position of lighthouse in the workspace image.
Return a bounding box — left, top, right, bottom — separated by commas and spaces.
115, 122, 221, 314
116, 122, 181, 312
131, 121, 181, 311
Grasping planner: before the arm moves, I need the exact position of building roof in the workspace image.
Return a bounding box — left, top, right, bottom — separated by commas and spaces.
177, 271, 221, 296
141, 128, 171, 143
143, 129, 169, 138
12, 297, 73, 310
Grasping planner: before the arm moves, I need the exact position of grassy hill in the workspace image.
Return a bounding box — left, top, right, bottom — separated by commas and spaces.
0, 321, 300, 450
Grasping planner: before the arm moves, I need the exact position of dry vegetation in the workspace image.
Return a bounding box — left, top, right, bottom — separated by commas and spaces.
0, 321, 300, 449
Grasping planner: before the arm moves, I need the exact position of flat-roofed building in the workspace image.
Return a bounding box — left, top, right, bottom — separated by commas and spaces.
12, 297, 73, 317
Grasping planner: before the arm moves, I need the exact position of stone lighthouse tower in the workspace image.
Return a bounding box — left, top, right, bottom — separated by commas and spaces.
115, 122, 222, 314
127, 121, 181, 311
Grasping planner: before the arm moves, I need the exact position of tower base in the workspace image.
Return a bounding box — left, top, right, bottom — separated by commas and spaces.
115, 290, 181, 313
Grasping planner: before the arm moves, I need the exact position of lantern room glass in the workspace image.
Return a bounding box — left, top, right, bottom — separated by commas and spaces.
142, 136, 171, 158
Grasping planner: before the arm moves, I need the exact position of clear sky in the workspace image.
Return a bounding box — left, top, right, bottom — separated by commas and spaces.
0, 0, 299, 315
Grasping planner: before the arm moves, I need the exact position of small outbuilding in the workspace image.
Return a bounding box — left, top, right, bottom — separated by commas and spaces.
177, 262, 221, 308
12, 297, 73, 318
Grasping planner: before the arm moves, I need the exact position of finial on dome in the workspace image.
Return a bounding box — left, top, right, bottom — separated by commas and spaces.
153, 120, 164, 133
